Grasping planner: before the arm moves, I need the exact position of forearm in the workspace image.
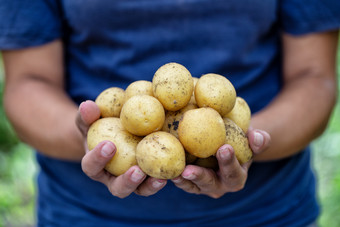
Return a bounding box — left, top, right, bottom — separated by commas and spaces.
251, 74, 337, 161
4, 77, 85, 161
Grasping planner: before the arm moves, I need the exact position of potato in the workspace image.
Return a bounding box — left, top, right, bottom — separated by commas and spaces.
87, 117, 141, 176
178, 107, 226, 158
136, 131, 185, 179
95, 87, 126, 118
125, 80, 153, 100
223, 97, 251, 133
188, 77, 199, 105
120, 95, 165, 136
152, 62, 194, 111
162, 103, 197, 139
87, 118, 123, 150
223, 118, 252, 164
195, 73, 236, 116
194, 156, 219, 171
104, 130, 142, 176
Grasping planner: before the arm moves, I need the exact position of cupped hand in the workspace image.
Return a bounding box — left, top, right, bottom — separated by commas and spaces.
76, 100, 167, 198
171, 129, 270, 198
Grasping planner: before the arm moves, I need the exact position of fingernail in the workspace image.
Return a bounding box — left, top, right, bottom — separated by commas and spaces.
172, 177, 183, 184
254, 132, 264, 147
79, 101, 85, 110
218, 144, 228, 152
219, 149, 231, 161
218, 145, 231, 160
78, 102, 86, 121
152, 180, 165, 188
131, 169, 145, 183
182, 172, 195, 180
101, 143, 114, 157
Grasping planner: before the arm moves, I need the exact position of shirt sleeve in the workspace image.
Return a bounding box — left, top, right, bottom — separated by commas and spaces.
279, 0, 340, 35
0, 0, 63, 50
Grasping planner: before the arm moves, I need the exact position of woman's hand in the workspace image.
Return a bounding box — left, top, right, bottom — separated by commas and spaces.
76, 100, 270, 199
76, 100, 167, 198
172, 129, 271, 198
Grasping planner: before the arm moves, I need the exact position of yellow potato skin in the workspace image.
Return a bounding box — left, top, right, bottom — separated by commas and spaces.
95, 87, 126, 118
152, 63, 194, 111
195, 73, 236, 116
87, 118, 141, 176
120, 95, 165, 136
87, 118, 123, 150
90, 63, 253, 177
223, 97, 251, 133
104, 130, 142, 176
136, 131, 185, 179
162, 103, 197, 139
223, 118, 252, 164
125, 80, 153, 100
178, 107, 226, 158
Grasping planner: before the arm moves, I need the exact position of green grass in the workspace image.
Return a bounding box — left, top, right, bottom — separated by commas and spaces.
0, 57, 37, 226
0, 144, 37, 227
312, 108, 340, 227
311, 44, 340, 227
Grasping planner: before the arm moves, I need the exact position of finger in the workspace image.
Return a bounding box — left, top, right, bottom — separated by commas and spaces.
107, 166, 147, 198
181, 164, 218, 191
81, 140, 116, 184
172, 164, 216, 195
247, 129, 271, 155
135, 177, 167, 196
216, 144, 247, 192
76, 100, 101, 137
240, 158, 253, 172
84, 140, 90, 154
172, 174, 201, 195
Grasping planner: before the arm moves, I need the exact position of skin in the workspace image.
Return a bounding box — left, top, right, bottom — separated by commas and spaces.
2, 30, 338, 198
252, 31, 338, 161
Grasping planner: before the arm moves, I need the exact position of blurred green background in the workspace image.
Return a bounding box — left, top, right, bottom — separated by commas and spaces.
0, 45, 340, 226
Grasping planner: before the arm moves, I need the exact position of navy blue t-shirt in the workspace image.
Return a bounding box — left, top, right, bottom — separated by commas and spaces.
1, 0, 340, 226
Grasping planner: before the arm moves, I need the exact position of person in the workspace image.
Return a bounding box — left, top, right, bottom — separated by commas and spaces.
0, 0, 339, 226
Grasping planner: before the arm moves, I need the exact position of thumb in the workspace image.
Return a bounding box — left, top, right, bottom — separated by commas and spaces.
76, 100, 101, 137
247, 129, 271, 155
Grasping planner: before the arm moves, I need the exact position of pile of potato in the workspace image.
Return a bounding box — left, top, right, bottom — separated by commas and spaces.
87, 63, 252, 179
